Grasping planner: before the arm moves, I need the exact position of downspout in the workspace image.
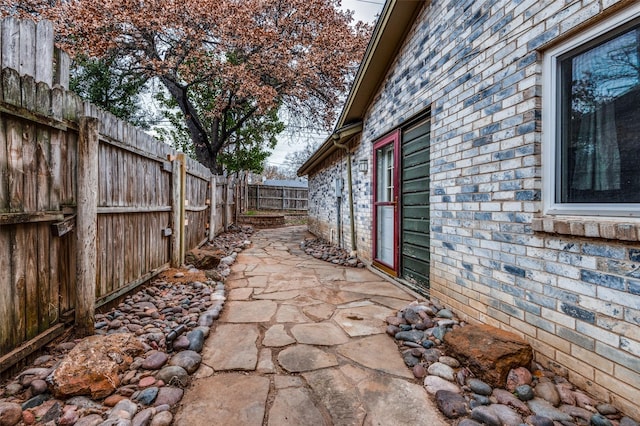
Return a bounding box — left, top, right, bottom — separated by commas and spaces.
333, 136, 356, 254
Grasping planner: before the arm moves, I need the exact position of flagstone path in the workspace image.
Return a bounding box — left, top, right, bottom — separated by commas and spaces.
174, 225, 449, 425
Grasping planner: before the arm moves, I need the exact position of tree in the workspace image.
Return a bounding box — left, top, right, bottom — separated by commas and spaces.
2, 0, 371, 173
282, 141, 322, 177
71, 54, 151, 129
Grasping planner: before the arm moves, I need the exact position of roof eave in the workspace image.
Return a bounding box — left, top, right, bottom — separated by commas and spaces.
297, 0, 425, 177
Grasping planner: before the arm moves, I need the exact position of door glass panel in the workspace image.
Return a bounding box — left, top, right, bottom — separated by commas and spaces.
375, 143, 395, 265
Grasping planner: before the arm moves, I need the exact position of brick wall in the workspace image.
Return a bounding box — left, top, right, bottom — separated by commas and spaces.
307, 0, 639, 419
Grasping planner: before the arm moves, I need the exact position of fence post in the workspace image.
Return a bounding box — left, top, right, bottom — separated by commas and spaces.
75, 116, 99, 337
224, 177, 232, 231
170, 157, 182, 267
208, 175, 217, 241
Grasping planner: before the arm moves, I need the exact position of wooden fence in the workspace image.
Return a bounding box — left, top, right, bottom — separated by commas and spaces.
247, 184, 308, 211
0, 18, 235, 373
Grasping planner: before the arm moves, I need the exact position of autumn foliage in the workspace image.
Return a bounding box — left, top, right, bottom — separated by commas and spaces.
0, 0, 371, 172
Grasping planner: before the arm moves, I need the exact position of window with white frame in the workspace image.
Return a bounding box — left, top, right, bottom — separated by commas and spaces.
543, 4, 640, 216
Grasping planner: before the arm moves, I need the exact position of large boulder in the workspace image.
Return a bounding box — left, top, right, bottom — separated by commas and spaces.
50, 333, 144, 399
185, 249, 224, 270
444, 324, 532, 387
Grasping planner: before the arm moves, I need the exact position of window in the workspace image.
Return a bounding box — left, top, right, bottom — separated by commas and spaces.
543, 4, 640, 216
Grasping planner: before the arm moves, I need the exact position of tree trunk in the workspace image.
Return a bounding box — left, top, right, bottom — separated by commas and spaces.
159, 75, 220, 172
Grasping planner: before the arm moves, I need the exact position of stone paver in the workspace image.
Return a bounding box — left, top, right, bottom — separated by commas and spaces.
290, 322, 350, 345
175, 374, 269, 425
201, 323, 259, 370
277, 345, 339, 372
263, 324, 296, 347
222, 300, 277, 322
302, 368, 367, 425
176, 226, 448, 425
268, 387, 328, 426
334, 304, 396, 337
337, 334, 414, 379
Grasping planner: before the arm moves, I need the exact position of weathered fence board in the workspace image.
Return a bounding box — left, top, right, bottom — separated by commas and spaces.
0, 18, 237, 372
247, 184, 308, 211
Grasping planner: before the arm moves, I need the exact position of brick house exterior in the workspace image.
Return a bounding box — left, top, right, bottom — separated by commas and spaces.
298, 0, 640, 419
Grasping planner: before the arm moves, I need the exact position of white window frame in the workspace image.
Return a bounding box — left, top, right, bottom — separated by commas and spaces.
542, 3, 640, 217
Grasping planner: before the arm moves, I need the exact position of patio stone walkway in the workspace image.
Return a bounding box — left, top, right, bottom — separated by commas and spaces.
174, 226, 449, 425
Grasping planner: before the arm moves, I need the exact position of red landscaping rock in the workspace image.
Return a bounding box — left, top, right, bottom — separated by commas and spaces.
50, 334, 145, 399
443, 324, 533, 387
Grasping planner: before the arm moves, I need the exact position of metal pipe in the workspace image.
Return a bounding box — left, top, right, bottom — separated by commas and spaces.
333, 137, 356, 253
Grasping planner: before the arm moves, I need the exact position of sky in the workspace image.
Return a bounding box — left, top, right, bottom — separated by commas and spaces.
265, 0, 385, 168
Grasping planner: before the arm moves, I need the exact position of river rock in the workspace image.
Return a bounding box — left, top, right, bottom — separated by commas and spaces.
471, 406, 501, 426
458, 420, 483, 426
142, 352, 168, 370
21, 394, 50, 410
515, 384, 534, 401
491, 404, 522, 426
395, 330, 424, 343
467, 378, 492, 396
403, 308, 422, 325
560, 405, 593, 422
169, 351, 201, 374
435, 390, 468, 419
439, 356, 460, 368
135, 387, 158, 405
186, 329, 205, 352
596, 403, 618, 415
427, 362, 455, 381
58, 406, 79, 426
506, 366, 532, 391
424, 376, 461, 394
525, 415, 554, 426
527, 398, 573, 422
534, 381, 561, 407
493, 388, 530, 413
29, 379, 48, 396
154, 387, 183, 406
591, 414, 614, 426
132, 408, 155, 426
74, 414, 103, 426
436, 309, 454, 319
150, 411, 172, 426
444, 324, 533, 387
0, 402, 22, 426
51, 334, 144, 399
108, 399, 138, 420
621, 418, 640, 426
155, 366, 189, 388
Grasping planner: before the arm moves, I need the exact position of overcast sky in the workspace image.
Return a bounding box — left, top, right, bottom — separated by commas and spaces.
266, 0, 385, 168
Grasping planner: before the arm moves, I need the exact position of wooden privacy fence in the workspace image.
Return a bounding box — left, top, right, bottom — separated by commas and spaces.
0, 17, 235, 373
247, 184, 308, 211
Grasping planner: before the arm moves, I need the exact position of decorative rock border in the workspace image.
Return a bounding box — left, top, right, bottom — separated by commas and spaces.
0, 226, 253, 426
300, 237, 365, 267
388, 300, 639, 426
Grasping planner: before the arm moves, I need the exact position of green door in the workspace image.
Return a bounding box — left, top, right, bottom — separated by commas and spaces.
401, 118, 430, 295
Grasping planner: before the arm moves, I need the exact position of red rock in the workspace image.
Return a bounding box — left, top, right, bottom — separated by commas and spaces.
443, 324, 533, 387
50, 333, 144, 399
506, 367, 533, 391
413, 364, 427, 379
21, 410, 35, 425
139, 376, 157, 388
103, 394, 127, 407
